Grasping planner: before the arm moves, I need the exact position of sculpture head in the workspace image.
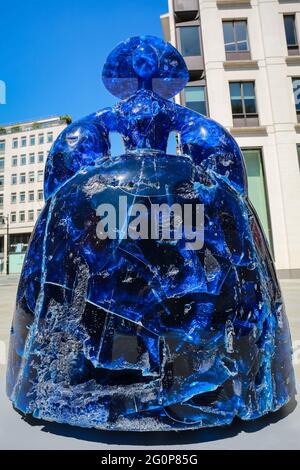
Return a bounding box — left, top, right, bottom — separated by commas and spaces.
102, 35, 189, 99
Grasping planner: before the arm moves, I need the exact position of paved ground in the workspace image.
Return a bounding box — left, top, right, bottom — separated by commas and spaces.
0, 275, 299, 449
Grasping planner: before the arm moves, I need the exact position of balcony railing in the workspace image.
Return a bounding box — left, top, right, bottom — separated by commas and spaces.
0, 116, 70, 135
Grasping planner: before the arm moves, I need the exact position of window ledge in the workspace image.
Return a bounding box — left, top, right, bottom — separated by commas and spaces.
217, 0, 251, 7
286, 55, 300, 66
229, 126, 267, 136
223, 59, 258, 70
295, 123, 300, 133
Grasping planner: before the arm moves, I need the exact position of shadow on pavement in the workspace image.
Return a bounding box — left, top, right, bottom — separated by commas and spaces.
17, 397, 297, 447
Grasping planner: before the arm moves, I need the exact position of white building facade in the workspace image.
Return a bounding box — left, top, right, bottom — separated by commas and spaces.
0, 116, 67, 274
161, 0, 300, 277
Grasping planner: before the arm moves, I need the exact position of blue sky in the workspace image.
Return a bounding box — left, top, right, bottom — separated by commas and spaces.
0, 0, 168, 126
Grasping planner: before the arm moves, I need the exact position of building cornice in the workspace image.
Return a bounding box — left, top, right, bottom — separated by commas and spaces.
229, 126, 268, 136
216, 0, 251, 7
285, 56, 300, 66
0, 116, 69, 135
223, 60, 259, 70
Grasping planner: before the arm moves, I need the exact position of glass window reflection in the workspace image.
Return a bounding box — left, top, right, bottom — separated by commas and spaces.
180, 27, 201, 56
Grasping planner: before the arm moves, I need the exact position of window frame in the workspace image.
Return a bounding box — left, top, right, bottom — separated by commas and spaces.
178, 24, 202, 57
284, 14, 299, 56
19, 191, 26, 203
28, 210, 34, 222
19, 211, 25, 223
28, 171, 35, 183
37, 170, 44, 182
38, 151, 44, 163
241, 147, 273, 255
292, 77, 300, 122
183, 85, 208, 116
19, 172, 26, 184
222, 19, 251, 60
229, 81, 259, 127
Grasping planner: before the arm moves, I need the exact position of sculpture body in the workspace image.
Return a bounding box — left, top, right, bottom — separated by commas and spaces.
7, 36, 295, 431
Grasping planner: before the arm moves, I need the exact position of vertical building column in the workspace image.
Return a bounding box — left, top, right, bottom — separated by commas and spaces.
3, 232, 8, 275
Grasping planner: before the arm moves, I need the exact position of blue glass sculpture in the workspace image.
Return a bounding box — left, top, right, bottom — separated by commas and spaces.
7, 36, 295, 431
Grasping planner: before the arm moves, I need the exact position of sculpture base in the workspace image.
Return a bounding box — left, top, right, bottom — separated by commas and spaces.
8, 394, 295, 432
1, 381, 298, 449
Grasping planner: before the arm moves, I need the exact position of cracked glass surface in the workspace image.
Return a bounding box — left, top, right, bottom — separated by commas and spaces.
6, 35, 295, 431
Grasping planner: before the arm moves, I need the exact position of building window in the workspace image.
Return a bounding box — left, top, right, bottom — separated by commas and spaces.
37, 209, 42, 218
11, 193, 17, 204
19, 192, 26, 203
47, 132, 53, 143
29, 153, 35, 164
297, 144, 300, 170
229, 81, 258, 127
28, 171, 35, 183
20, 154, 26, 166
19, 211, 25, 223
242, 148, 272, 248
38, 152, 44, 163
37, 170, 43, 182
21, 136, 26, 147
29, 191, 34, 202
11, 174, 17, 185
0, 175, 3, 190
12, 138, 18, 149
37, 189, 43, 201
222, 20, 250, 60
184, 86, 208, 115
38, 133, 44, 145
284, 14, 299, 55
12, 155, 18, 167
0, 194, 3, 207
20, 173, 26, 184
0, 157, 4, 171
179, 26, 201, 56
28, 210, 34, 222
30, 135, 35, 146
292, 77, 300, 122
9, 233, 30, 253
11, 212, 16, 223
0, 140, 5, 153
